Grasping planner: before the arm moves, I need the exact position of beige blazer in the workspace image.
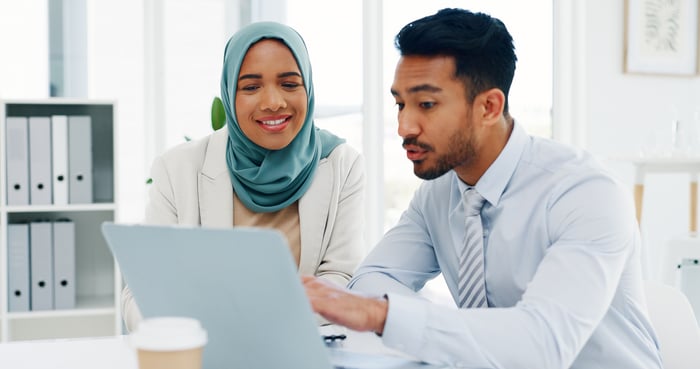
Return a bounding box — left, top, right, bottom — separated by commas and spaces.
121, 128, 366, 331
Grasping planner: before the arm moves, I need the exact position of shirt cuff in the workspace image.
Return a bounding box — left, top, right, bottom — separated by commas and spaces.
381, 292, 429, 353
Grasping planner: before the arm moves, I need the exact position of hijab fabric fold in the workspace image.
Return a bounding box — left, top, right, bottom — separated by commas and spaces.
221, 22, 344, 213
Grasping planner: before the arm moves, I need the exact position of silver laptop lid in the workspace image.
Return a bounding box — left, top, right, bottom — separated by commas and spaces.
101, 222, 332, 369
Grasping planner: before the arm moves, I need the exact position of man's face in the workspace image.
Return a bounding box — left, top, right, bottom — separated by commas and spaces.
391, 55, 479, 180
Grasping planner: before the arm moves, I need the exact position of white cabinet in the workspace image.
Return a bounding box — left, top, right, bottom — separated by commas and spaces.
0, 99, 120, 341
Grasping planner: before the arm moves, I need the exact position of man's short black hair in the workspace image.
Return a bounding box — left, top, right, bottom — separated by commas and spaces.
395, 8, 517, 113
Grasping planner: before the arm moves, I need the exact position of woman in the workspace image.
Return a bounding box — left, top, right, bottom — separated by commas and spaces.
121, 22, 365, 331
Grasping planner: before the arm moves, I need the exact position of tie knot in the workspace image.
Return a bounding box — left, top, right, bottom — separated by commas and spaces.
463, 189, 486, 216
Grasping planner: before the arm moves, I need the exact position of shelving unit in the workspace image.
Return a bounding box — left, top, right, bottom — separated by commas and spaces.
0, 99, 121, 341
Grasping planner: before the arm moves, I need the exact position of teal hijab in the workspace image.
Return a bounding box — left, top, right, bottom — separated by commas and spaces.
221, 22, 344, 213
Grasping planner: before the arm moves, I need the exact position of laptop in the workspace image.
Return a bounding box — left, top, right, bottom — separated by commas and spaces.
101, 222, 436, 369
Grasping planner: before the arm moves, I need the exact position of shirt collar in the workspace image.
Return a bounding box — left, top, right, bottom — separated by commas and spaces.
456, 121, 528, 207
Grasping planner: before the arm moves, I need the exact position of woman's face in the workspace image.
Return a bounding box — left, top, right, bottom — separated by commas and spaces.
235, 39, 308, 150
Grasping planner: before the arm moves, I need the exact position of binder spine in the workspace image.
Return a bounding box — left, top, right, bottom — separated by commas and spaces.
7, 223, 30, 312
5, 117, 29, 205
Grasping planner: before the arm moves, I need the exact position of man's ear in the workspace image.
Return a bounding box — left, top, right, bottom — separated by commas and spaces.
475, 88, 505, 125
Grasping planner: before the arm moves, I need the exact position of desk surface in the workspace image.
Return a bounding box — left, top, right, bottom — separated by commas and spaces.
0, 335, 136, 369
0, 328, 441, 369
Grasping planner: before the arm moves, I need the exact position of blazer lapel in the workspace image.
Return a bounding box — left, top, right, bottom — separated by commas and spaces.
298, 158, 332, 275
198, 129, 234, 228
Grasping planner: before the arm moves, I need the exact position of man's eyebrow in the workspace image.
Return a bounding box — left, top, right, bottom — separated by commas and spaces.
408, 84, 442, 93
391, 84, 442, 96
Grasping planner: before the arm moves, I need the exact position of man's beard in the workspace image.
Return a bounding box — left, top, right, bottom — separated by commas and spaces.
411, 128, 477, 180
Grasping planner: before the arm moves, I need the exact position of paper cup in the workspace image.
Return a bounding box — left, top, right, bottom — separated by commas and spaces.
130, 317, 208, 369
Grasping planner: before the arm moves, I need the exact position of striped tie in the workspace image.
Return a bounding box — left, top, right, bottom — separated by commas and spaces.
457, 188, 488, 308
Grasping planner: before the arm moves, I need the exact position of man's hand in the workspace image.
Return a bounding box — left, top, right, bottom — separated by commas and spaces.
302, 275, 388, 335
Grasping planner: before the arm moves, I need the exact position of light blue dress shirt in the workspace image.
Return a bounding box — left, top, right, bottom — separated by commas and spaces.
348, 122, 662, 369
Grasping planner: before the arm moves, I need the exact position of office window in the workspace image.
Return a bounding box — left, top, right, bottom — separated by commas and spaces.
287, 1, 553, 231
90, 0, 230, 222
163, 1, 229, 146
286, 1, 363, 149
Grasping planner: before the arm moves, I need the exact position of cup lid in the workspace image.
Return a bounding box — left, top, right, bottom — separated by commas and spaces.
130, 317, 208, 351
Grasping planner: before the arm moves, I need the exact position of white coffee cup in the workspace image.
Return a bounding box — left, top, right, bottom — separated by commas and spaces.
130, 317, 208, 369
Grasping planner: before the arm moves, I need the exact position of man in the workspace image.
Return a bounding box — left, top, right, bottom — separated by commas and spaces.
303, 8, 662, 369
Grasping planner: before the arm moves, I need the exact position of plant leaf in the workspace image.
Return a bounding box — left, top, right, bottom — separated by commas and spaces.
211, 97, 226, 131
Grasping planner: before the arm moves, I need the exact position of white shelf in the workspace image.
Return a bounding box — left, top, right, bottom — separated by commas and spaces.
8, 295, 116, 320
0, 99, 121, 342
5, 203, 116, 213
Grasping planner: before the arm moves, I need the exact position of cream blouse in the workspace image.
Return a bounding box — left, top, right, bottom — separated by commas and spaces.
233, 194, 301, 267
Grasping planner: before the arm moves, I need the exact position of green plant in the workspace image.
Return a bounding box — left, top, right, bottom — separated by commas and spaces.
211, 96, 226, 131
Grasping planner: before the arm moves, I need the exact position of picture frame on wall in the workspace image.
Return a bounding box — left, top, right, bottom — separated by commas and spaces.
624, 0, 700, 76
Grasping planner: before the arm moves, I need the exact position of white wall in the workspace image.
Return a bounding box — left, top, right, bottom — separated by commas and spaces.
577, 0, 700, 279
0, 1, 49, 99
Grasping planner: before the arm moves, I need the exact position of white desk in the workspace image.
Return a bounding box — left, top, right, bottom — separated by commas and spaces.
0, 335, 136, 369
0, 329, 440, 369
